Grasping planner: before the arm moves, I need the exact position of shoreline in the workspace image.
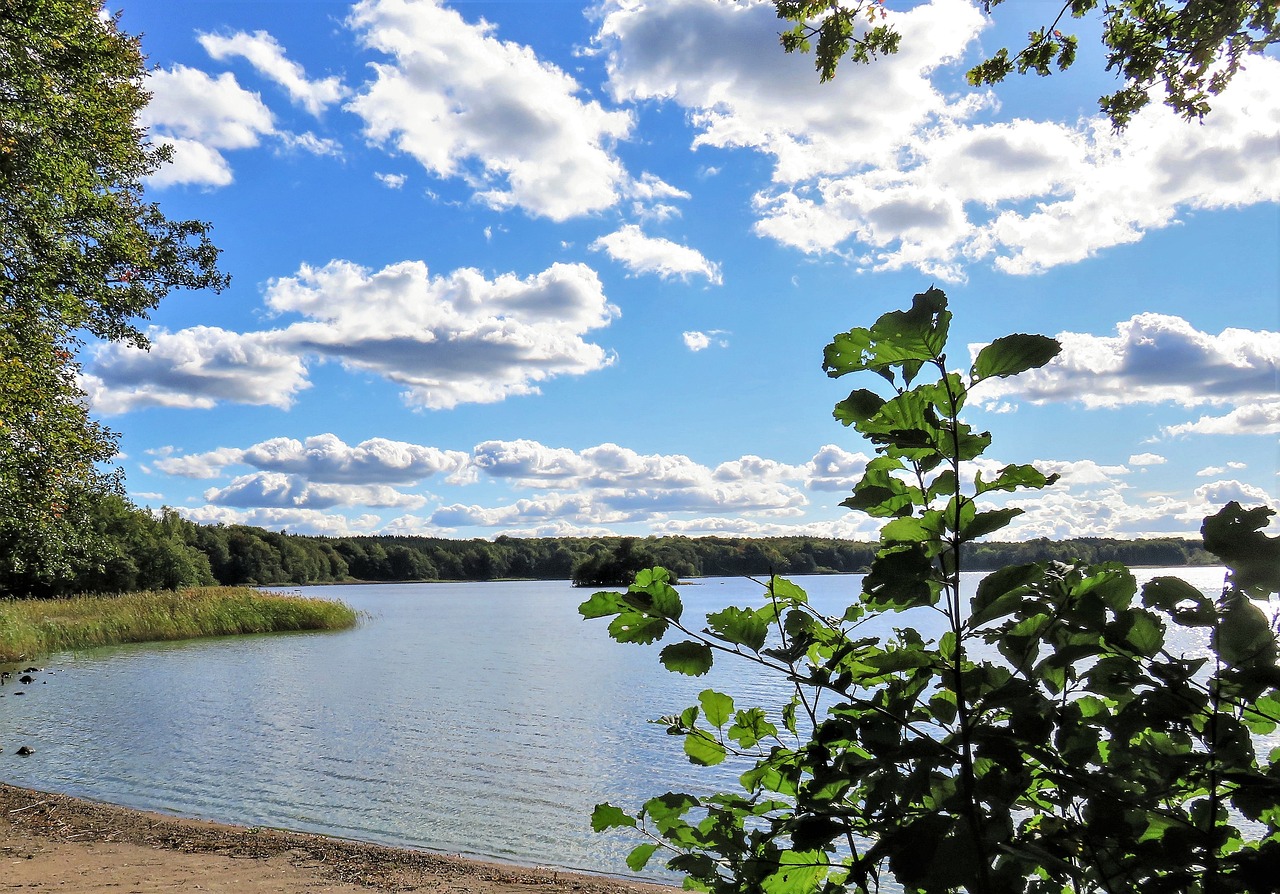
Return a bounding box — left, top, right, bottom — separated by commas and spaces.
0, 782, 669, 893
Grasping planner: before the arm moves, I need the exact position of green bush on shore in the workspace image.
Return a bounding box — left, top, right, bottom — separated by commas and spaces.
0, 587, 357, 662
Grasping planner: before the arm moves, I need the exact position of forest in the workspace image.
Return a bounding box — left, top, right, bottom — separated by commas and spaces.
0, 493, 1213, 597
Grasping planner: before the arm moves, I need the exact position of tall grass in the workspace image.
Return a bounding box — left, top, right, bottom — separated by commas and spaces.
0, 587, 358, 662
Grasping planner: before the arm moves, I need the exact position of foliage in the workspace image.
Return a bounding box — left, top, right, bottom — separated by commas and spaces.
0, 0, 228, 595
774, 0, 1278, 126
582, 289, 1280, 893
0, 586, 357, 662
573, 537, 668, 587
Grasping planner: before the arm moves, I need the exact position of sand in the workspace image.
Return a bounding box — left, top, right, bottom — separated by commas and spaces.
0, 783, 670, 893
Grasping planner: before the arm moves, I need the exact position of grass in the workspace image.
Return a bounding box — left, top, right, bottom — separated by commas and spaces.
0, 587, 358, 662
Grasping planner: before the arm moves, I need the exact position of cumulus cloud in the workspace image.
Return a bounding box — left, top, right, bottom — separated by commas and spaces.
80, 327, 309, 414
805, 444, 872, 492
153, 434, 471, 485
375, 171, 407, 188
142, 65, 275, 187
240, 434, 470, 484
1128, 453, 1167, 466
268, 259, 618, 409
345, 0, 633, 220
975, 316, 1279, 431
199, 30, 348, 115
205, 472, 425, 510
1162, 401, 1280, 437
83, 261, 619, 414
177, 506, 382, 536
591, 225, 722, 283
596, 0, 1280, 278
453, 438, 812, 528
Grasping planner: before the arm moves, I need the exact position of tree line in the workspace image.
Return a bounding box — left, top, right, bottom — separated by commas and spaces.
0, 494, 1215, 597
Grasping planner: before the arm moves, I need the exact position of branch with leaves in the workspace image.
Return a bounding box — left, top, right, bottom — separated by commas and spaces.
582, 288, 1280, 894
774, 0, 1279, 127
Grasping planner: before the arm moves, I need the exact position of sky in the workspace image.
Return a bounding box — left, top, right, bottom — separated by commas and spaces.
88, 0, 1279, 543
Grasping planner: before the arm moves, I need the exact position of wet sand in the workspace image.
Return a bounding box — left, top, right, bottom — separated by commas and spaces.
0, 783, 669, 893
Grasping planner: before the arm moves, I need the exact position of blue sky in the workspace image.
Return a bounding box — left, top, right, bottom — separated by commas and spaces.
90, 0, 1279, 541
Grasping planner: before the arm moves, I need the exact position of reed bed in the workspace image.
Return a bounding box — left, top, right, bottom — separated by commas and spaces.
0, 587, 358, 662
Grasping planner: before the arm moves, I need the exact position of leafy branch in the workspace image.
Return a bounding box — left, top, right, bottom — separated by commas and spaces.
583, 288, 1280, 893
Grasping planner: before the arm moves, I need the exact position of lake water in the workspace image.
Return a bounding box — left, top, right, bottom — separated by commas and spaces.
0, 568, 1253, 881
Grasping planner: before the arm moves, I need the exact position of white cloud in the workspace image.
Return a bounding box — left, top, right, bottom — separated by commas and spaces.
177, 506, 382, 536
149, 446, 247, 479
80, 326, 309, 414
976, 316, 1279, 417
142, 65, 275, 187
805, 444, 872, 492
597, 0, 1280, 277
84, 261, 619, 414
279, 131, 342, 156
460, 439, 810, 525
591, 225, 721, 283
241, 434, 470, 484
375, 171, 407, 188
153, 434, 471, 486
268, 259, 619, 409
1162, 400, 1280, 437
205, 472, 425, 510
346, 0, 633, 220
685, 330, 733, 352
1128, 453, 1167, 466
146, 138, 235, 188
199, 30, 348, 116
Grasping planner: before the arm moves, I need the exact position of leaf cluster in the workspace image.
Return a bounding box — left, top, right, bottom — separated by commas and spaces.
582, 289, 1280, 893
773, 0, 1278, 127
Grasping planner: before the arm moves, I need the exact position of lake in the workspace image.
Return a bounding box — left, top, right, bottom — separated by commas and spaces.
0, 568, 1247, 880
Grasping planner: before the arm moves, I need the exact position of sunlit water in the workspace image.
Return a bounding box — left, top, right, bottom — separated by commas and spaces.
0, 568, 1258, 881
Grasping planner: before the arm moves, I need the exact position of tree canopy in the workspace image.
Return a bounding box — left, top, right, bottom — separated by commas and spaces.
776, 0, 1279, 126
0, 1, 228, 594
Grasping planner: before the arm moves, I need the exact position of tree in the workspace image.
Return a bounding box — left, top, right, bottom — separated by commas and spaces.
583, 289, 1280, 893
775, 0, 1279, 126
0, 1, 229, 595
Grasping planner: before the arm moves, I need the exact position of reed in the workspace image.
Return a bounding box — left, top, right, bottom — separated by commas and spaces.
0, 587, 358, 662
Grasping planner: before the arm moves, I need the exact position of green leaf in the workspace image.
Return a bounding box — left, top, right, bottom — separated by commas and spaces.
607, 611, 668, 644
684, 731, 727, 766
1213, 595, 1278, 668
970, 333, 1062, 382
591, 803, 636, 832
1119, 609, 1164, 656
626, 843, 659, 872
1142, 575, 1215, 624
864, 543, 938, 610
660, 640, 714, 676
959, 507, 1022, 541
578, 589, 627, 619
699, 689, 735, 727
629, 571, 684, 621
767, 576, 809, 606
706, 605, 769, 651
728, 707, 779, 748
833, 388, 885, 427
974, 463, 1059, 495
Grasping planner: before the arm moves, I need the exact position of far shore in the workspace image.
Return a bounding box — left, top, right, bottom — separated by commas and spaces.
0, 783, 669, 894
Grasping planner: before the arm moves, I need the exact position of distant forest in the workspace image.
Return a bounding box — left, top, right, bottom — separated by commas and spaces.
22, 495, 1215, 597
10, 494, 1213, 599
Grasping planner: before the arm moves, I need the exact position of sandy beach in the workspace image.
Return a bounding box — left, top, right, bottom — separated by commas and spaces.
0, 783, 669, 893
